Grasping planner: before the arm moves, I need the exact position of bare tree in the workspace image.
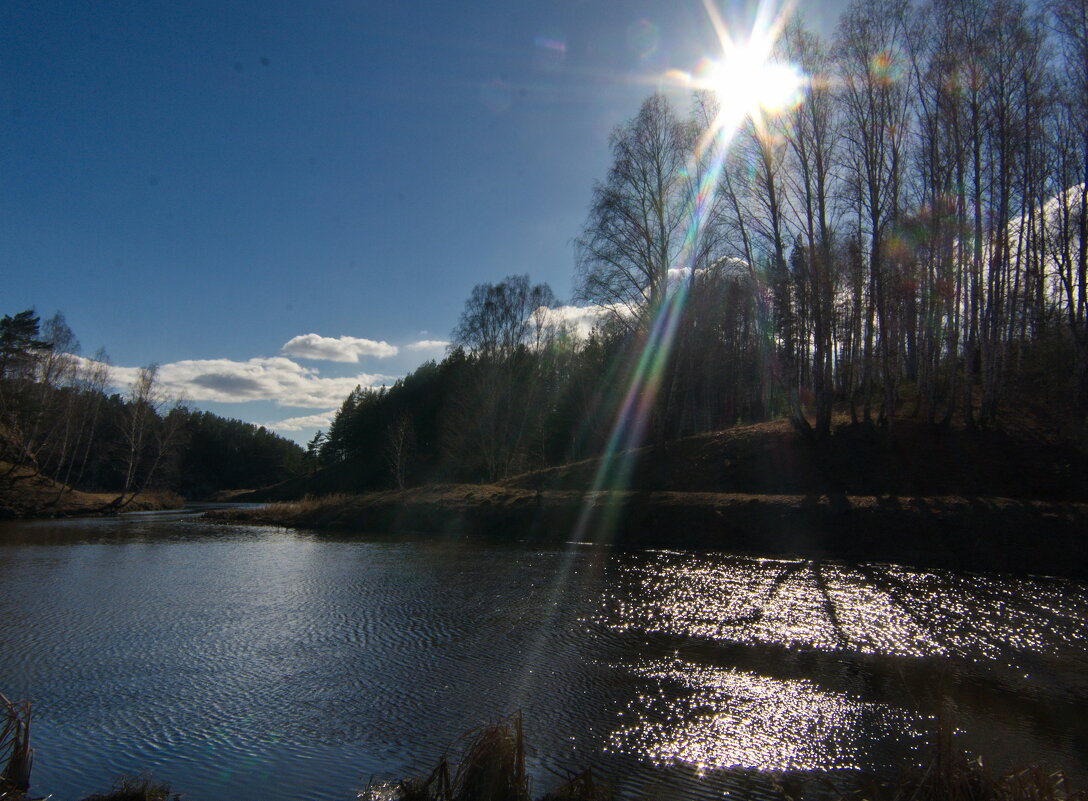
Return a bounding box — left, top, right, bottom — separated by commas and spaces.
1049, 0, 1088, 423
835, 0, 914, 424
386, 415, 415, 489
575, 93, 697, 328
114, 364, 184, 508
783, 22, 842, 437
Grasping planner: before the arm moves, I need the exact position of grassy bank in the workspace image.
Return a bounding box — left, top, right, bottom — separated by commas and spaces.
207, 484, 1088, 577
211, 417, 1088, 577
0, 462, 184, 520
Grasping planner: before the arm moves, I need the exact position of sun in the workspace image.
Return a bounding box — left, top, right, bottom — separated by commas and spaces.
702, 47, 804, 119
669, 0, 805, 131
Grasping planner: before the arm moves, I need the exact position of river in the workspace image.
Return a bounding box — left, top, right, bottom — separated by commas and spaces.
0, 508, 1085, 800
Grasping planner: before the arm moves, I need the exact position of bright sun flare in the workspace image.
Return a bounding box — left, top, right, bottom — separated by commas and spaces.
671, 0, 805, 128
704, 50, 804, 118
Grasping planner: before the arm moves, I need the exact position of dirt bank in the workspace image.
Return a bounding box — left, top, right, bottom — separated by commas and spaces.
206, 485, 1088, 578
0, 463, 183, 519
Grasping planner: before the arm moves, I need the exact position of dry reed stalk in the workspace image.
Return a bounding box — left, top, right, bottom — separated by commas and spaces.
853, 716, 1088, 801
78, 774, 178, 801
359, 713, 614, 801
362, 711, 1084, 801
0, 693, 32, 796
451, 713, 529, 801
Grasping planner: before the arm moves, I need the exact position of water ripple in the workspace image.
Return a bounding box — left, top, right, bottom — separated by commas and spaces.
0, 516, 1085, 800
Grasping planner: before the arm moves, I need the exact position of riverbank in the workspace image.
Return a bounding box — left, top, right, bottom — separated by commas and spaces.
0, 464, 183, 519
206, 484, 1088, 577
210, 417, 1088, 577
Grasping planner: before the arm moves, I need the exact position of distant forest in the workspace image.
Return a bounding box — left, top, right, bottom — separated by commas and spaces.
0, 310, 304, 504
6, 0, 1088, 501
314, 0, 1088, 489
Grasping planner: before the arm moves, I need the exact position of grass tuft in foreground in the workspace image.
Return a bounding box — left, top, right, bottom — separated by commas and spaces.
360, 714, 610, 801
0, 693, 32, 798
78, 774, 179, 801
853, 718, 1088, 801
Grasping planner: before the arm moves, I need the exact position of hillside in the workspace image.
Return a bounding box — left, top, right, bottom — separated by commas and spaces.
245, 414, 1087, 504
216, 414, 1088, 577
502, 416, 1087, 501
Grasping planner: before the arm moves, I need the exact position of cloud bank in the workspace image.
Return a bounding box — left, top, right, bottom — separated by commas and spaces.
281, 333, 398, 362
109, 357, 392, 408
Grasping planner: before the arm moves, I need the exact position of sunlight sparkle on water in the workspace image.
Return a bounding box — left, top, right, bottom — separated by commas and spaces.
611, 658, 918, 772
597, 553, 1088, 775
599, 554, 945, 657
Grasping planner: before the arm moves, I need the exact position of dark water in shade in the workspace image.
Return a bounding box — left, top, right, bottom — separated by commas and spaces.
0, 508, 1086, 800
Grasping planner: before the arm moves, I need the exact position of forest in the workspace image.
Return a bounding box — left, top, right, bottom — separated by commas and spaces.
0, 309, 304, 511
6, 0, 1088, 503
310, 0, 1088, 491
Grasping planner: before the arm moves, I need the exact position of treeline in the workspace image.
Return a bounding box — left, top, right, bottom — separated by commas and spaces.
316, 278, 630, 485
0, 310, 304, 505
573, 0, 1088, 440
317, 0, 1088, 488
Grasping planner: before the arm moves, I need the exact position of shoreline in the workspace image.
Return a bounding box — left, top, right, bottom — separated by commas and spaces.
205, 484, 1088, 578
0, 490, 185, 521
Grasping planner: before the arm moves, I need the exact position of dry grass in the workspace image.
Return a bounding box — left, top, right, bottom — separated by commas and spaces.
360, 714, 609, 801
359, 714, 1086, 801
272, 492, 354, 517
0, 702, 1081, 801
78, 774, 179, 801
851, 719, 1088, 801
450, 715, 528, 801
538, 772, 611, 801
0, 694, 32, 799
0, 462, 185, 518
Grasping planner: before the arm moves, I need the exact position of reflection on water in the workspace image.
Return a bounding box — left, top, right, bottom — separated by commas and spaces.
0, 512, 1085, 800
600, 552, 1088, 659
598, 551, 1088, 782
612, 659, 917, 772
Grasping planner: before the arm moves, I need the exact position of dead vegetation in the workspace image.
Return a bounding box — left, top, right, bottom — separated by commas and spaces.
842, 718, 1088, 801
360, 715, 610, 801
359, 714, 1085, 801
0, 460, 183, 519
1, 702, 1083, 801
78, 774, 179, 801
0, 694, 32, 800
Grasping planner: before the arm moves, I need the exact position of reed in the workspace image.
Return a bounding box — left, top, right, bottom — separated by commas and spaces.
78, 774, 178, 801
0, 693, 32, 797
360, 714, 610, 801
855, 718, 1088, 801
360, 713, 1088, 801
263, 492, 355, 523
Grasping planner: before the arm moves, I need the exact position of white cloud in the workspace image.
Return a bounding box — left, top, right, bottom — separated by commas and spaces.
281, 333, 398, 362
406, 339, 450, 352
540, 304, 626, 339
668, 259, 747, 285
108, 356, 392, 408
264, 410, 337, 432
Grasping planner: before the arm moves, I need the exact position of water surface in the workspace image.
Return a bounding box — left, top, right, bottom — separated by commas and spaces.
0, 509, 1085, 800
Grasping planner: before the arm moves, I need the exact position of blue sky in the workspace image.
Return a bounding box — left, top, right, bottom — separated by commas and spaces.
1, 0, 842, 442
